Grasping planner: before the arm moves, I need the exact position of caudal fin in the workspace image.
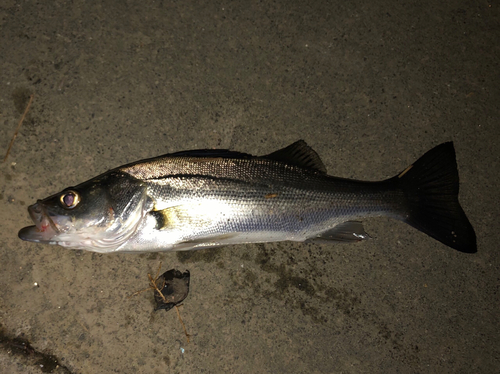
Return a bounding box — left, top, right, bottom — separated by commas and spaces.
394, 142, 476, 253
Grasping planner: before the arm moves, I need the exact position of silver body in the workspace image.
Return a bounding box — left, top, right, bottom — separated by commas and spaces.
119, 155, 401, 252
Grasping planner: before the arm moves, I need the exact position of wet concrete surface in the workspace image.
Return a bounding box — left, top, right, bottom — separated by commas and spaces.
0, 1, 499, 373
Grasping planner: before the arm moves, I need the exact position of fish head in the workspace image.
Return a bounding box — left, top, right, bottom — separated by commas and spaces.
18, 171, 151, 252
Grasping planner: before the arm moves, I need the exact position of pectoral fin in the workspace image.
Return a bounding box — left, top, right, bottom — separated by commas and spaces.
150, 204, 216, 230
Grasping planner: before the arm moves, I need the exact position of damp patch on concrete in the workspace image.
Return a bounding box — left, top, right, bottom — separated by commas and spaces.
0, 324, 72, 374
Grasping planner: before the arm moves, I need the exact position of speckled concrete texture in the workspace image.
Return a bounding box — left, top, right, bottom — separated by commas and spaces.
1, 1, 499, 373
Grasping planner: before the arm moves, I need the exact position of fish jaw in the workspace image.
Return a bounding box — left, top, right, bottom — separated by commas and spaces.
18, 201, 98, 249
18, 202, 61, 244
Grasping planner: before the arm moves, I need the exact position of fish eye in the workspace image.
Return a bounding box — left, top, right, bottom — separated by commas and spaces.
60, 190, 80, 209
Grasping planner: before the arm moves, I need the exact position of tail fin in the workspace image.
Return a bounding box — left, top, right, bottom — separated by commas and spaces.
394, 142, 476, 253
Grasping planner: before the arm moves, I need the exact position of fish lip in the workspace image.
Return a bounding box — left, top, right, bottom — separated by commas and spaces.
28, 201, 60, 234
19, 202, 61, 243
18, 225, 40, 242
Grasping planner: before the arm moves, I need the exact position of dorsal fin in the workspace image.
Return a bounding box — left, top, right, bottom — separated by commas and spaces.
264, 140, 327, 173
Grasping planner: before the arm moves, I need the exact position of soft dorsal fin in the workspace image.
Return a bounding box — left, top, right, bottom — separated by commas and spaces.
264, 140, 327, 173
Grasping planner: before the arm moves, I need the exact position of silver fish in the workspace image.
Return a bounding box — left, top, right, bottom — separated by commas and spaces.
18, 141, 477, 253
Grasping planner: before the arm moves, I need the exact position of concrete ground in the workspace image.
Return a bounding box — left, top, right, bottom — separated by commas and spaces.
0, 1, 498, 373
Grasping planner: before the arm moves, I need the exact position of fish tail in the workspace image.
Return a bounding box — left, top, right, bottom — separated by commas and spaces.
393, 142, 476, 253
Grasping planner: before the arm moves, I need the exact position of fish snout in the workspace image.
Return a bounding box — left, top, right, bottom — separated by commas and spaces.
27, 201, 60, 235
19, 202, 62, 243
28, 202, 44, 228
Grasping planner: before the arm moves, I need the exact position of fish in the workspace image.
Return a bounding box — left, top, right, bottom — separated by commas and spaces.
18, 141, 477, 253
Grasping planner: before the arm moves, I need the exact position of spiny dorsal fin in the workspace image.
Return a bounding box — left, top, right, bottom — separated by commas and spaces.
264, 140, 327, 173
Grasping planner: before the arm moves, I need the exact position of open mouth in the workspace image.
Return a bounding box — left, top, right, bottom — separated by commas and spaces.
18, 202, 60, 243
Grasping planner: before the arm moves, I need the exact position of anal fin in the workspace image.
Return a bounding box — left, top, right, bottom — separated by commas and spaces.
308, 221, 371, 243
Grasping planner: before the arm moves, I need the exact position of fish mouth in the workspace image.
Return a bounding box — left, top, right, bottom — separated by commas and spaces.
18, 202, 61, 243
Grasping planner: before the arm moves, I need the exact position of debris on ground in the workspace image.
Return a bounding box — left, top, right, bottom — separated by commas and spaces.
130, 263, 191, 342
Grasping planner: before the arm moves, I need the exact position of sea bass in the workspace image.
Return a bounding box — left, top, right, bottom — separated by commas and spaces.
18, 141, 477, 253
